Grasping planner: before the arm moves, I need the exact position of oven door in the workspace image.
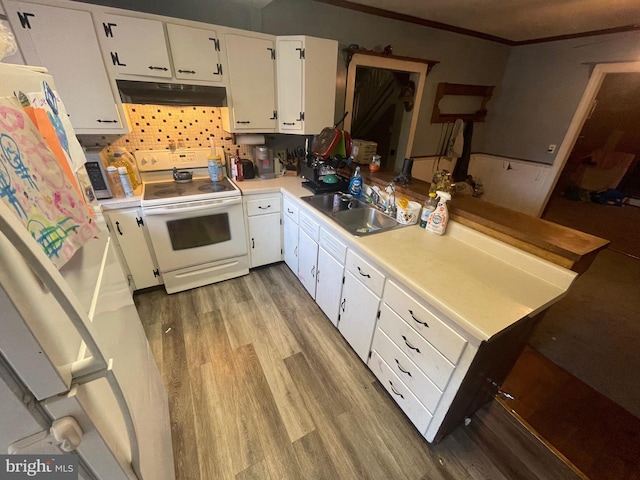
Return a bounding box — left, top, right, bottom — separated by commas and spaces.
143, 196, 247, 273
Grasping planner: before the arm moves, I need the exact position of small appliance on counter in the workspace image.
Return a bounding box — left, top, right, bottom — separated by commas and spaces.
84, 150, 112, 199
254, 146, 275, 179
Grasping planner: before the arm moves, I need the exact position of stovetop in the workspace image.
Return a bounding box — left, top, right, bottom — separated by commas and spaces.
142, 176, 240, 206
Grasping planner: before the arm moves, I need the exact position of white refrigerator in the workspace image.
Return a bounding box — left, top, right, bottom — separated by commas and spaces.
0, 63, 175, 479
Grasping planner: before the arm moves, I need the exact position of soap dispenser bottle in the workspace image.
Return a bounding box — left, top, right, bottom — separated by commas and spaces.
349, 166, 363, 197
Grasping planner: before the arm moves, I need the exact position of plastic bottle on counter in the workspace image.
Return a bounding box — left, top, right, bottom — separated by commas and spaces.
426, 190, 451, 235
348, 165, 363, 198
112, 151, 139, 190
106, 166, 125, 198
419, 192, 438, 228
118, 166, 135, 197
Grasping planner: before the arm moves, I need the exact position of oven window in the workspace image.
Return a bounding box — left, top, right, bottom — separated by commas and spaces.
166, 212, 231, 250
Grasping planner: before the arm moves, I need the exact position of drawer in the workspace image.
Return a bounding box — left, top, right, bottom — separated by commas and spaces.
246, 196, 281, 216
371, 329, 443, 414
368, 350, 432, 434
319, 228, 347, 263
384, 280, 467, 364
283, 196, 299, 224
378, 304, 455, 391
299, 210, 320, 241
345, 250, 385, 297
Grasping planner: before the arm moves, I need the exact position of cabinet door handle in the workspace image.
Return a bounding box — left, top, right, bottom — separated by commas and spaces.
270, 110, 278, 120
115, 221, 123, 236
316, 269, 320, 283
252, 238, 255, 249
389, 381, 404, 399
287, 208, 294, 214
408, 309, 429, 328
214, 64, 223, 75
395, 358, 412, 377
401, 335, 421, 354
258, 205, 271, 209
340, 298, 346, 312
267, 47, 275, 59
311, 265, 315, 278
356, 266, 371, 278
294, 246, 298, 257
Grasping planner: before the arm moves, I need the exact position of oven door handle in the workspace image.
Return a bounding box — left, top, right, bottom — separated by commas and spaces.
143, 197, 242, 216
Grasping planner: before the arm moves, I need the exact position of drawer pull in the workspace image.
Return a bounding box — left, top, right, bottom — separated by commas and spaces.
357, 266, 371, 278
389, 381, 404, 399
258, 205, 271, 209
287, 208, 294, 214
401, 335, 421, 354
395, 359, 412, 377
409, 309, 429, 328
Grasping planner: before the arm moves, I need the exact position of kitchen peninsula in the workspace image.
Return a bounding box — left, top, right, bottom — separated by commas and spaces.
232, 175, 593, 443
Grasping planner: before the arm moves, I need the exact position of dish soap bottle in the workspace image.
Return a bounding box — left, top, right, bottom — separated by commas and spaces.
426, 191, 451, 235
419, 192, 437, 228
349, 165, 363, 197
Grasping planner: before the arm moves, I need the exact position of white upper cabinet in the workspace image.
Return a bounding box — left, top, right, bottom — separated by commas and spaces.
224, 32, 277, 132
4, 1, 124, 133
276, 35, 338, 134
166, 23, 224, 83
97, 14, 172, 78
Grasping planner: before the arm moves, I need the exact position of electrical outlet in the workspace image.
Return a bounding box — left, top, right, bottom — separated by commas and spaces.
547, 144, 557, 154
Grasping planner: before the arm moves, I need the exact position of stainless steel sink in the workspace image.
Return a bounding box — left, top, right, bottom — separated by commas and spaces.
301, 193, 408, 236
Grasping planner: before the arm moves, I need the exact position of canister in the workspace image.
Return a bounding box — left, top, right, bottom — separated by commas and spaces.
208, 156, 223, 182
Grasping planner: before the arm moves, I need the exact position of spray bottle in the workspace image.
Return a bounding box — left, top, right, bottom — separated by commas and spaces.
426, 191, 451, 235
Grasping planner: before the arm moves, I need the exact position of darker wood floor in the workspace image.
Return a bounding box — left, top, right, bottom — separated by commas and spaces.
135, 263, 580, 480
502, 346, 640, 480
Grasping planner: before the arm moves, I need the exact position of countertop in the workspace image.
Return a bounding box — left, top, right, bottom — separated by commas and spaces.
360, 171, 608, 273
97, 175, 579, 343
236, 176, 577, 344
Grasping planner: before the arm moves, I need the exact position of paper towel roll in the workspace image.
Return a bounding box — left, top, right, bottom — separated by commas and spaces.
236, 134, 266, 145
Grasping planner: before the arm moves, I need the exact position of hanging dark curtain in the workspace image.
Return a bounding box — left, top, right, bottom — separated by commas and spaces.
452, 121, 474, 182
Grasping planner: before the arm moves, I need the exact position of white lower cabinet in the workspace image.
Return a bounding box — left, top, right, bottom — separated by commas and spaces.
244, 194, 282, 268
338, 270, 381, 362
315, 228, 347, 326
282, 196, 299, 274
104, 207, 162, 291
283, 215, 298, 274
369, 350, 433, 433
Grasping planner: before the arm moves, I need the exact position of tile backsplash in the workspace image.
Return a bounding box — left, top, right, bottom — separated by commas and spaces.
78, 104, 255, 158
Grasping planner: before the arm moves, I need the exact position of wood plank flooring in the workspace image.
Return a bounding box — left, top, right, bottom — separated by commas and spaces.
134, 263, 581, 480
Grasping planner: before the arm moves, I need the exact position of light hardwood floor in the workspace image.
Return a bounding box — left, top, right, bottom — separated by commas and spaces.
134, 263, 581, 480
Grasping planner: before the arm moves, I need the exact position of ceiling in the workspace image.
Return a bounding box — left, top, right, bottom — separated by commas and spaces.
239, 0, 640, 44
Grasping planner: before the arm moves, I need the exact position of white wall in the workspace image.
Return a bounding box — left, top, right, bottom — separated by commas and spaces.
413, 154, 553, 216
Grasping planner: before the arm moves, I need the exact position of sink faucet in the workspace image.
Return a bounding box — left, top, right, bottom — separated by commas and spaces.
366, 183, 397, 217
385, 182, 397, 217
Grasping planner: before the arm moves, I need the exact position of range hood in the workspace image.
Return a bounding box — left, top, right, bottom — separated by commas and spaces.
116, 80, 227, 107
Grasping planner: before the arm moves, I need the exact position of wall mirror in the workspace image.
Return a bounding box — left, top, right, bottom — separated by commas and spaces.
344, 52, 430, 172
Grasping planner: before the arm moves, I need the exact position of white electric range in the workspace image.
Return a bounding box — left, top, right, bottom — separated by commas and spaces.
135, 148, 249, 294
